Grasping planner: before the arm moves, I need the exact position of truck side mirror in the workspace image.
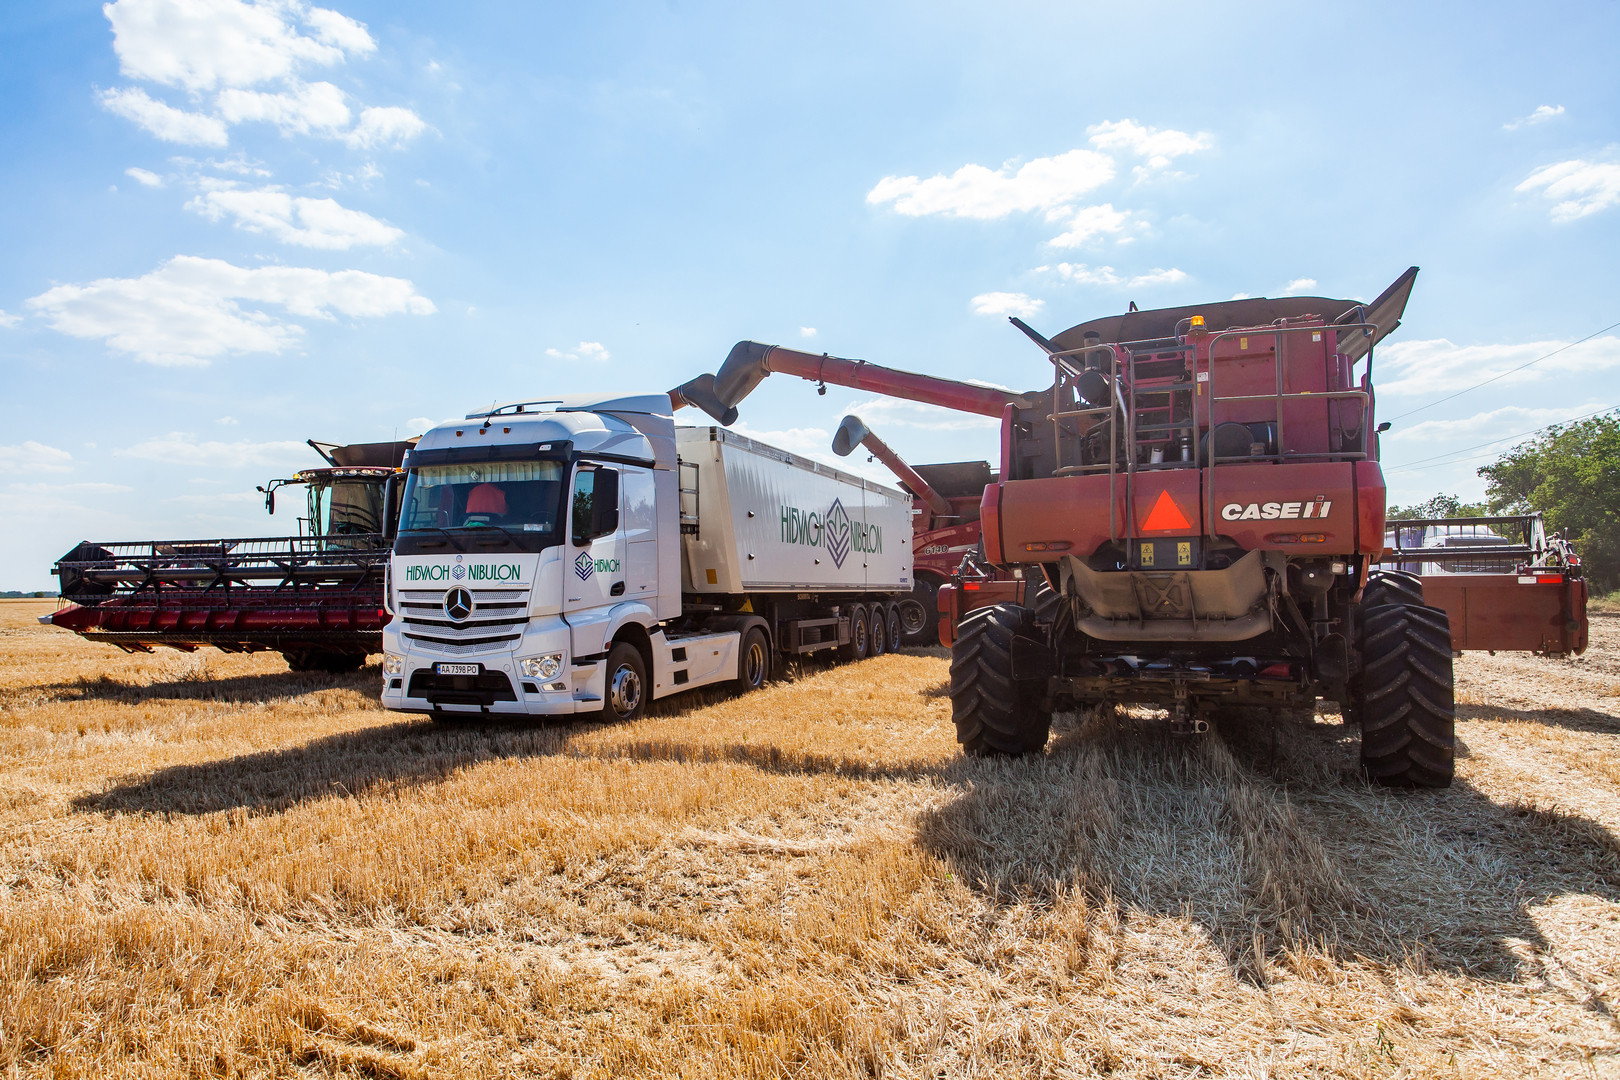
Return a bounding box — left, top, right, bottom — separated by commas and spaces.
591, 468, 620, 538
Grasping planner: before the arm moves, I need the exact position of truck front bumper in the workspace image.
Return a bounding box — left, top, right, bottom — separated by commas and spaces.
380, 617, 602, 716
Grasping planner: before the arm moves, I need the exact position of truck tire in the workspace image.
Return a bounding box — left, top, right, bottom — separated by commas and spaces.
1363, 569, 1424, 608
949, 603, 1052, 756
1355, 603, 1455, 787
908, 578, 940, 645
598, 641, 648, 723
839, 604, 870, 661
885, 604, 902, 653
869, 603, 888, 656
735, 627, 770, 693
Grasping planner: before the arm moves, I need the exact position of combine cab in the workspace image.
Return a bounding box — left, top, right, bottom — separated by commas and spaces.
697, 266, 1590, 788
43, 440, 411, 672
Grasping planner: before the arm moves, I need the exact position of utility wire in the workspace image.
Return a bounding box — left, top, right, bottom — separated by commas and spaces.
1385, 404, 1617, 473
1383, 318, 1620, 423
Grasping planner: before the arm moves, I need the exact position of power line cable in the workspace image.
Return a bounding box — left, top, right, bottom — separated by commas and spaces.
1383, 318, 1620, 423
1385, 404, 1618, 473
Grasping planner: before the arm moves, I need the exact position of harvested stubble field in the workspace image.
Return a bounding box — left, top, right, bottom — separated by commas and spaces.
4, 599, 1620, 1078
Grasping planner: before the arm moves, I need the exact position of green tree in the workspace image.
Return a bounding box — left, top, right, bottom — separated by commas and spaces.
1387, 493, 1489, 520
1479, 411, 1620, 591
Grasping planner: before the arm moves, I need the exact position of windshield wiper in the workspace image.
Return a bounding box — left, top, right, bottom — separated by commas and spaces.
413, 527, 466, 552
467, 522, 524, 548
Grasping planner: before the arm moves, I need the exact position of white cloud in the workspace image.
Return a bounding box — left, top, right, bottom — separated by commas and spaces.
216, 415, 238, 425
344, 106, 427, 149
1376, 335, 1620, 397
118, 433, 310, 468
0, 310, 20, 328
1385, 402, 1607, 444
187, 184, 403, 248
1047, 203, 1132, 248
1281, 277, 1318, 295
799, 326, 817, 338
1229, 292, 1252, 301
1517, 159, 1620, 221
1503, 104, 1565, 131
164, 490, 263, 505
867, 149, 1114, 220
26, 255, 435, 366
1086, 119, 1213, 172
1042, 263, 1187, 289
970, 292, 1044, 318
216, 80, 351, 136
125, 166, 165, 187
105, 0, 374, 93
0, 442, 74, 474
546, 341, 611, 363
6, 481, 132, 495
100, 87, 228, 146
840, 396, 1001, 433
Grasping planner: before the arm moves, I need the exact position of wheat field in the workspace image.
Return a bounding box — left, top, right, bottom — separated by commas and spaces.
3, 597, 1620, 1078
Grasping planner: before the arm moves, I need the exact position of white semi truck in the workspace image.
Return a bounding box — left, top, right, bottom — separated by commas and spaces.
380, 393, 916, 719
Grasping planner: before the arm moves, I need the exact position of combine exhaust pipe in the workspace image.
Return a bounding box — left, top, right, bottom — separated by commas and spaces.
714, 341, 1031, 419
832, 415, 952, 521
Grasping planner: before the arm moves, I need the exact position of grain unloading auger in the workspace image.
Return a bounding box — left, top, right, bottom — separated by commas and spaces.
708, 267, 1588, 788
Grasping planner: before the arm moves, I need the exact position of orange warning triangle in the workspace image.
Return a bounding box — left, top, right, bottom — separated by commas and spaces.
1140, 489, 1193, 532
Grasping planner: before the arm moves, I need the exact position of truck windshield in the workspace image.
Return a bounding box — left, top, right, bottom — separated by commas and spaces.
398, 460, 566, 551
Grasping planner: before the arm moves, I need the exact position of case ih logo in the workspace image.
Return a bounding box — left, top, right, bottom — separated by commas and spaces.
574, 550, 596, 580
1219, 498, 1332, 521
779, 497, 882, 570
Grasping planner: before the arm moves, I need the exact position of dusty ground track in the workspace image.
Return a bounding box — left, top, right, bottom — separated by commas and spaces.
3, 598, 1620, 1077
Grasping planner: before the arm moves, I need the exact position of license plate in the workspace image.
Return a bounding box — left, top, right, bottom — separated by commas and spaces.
434, 663, 480, 676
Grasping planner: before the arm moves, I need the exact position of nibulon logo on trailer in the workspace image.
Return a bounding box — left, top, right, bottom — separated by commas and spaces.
779, 497, 882, 570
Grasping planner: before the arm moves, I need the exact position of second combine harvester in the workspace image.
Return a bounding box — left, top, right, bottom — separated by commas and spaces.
704, 268, 1578, 788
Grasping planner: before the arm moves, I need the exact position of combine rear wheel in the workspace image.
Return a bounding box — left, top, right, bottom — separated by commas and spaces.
1363, 569, 1425, 608
907, 578, 941, 645
1354, 603, 1455, 787
949, 603, 1051, 756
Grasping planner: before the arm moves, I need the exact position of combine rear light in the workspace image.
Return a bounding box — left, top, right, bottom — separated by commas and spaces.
1024, 541, 1072, 552
1518, 574, 1564, 584
1267, 533, 1327, 544
1258, 662, 1293, 678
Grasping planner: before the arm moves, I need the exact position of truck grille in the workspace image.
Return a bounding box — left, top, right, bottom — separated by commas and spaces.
400, 588, 529, 651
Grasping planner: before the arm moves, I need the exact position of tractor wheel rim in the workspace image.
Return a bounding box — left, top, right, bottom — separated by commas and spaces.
609, 665, 642, 715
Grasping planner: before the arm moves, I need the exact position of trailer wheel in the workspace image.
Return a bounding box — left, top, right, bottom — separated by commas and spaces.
907, 578, 940, 645
839, 605, 870, 661
735, 627, 770, 693
1354, 603, 1455, 788
1363, 569, 1425, 608
885, 604, 903, 652
869, 603, 888, 656
598, 641, 648, 723
949, 603, 1051, 756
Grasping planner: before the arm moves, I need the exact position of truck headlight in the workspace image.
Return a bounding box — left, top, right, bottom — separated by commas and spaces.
383, 654, 404, 676
521, 653, 564, 680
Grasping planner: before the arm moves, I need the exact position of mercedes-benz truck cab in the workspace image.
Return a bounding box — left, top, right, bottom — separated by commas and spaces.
381, 393, 914, 721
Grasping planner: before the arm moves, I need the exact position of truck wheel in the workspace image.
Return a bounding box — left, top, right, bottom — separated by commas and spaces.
949, 603, 1052, 756
599, 642, 648, 723
908, 578, 940, 645
735, 627, 770, 693
1355, 603, 1455, 787
885, 605, 902, 652
869, 603, 888, 656
1364, 569, 1424, 608
839, 604, 870, 661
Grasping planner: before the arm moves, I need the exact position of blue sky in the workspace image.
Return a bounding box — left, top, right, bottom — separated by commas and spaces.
2, 0, 1617, 589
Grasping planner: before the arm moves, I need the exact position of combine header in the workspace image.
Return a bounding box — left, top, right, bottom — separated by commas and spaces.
44, 440, 410, 672
704, 267, 1590, 788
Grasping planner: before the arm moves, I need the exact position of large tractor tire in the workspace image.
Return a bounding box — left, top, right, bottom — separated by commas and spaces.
1363, 569, 1425, 608
1354, 603, 1456, 788
1029, 579, 1063, 628
949, 603, 1052, 756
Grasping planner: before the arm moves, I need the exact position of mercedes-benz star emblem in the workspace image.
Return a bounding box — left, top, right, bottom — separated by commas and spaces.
443, 586, 474, 623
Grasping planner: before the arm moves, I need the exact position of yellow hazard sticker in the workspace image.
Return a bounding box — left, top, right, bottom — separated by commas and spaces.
1140, 542, 1155, 566
1177, 541, 1192, 565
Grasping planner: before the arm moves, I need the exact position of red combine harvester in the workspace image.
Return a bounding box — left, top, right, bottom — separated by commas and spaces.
702, 267, 1589, 787
43, 440, 412, 673
829, 414, 1019, 644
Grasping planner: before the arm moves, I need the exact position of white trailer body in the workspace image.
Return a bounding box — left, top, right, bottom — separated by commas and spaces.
381, 395, 914, 719
677, 427, 911, 595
